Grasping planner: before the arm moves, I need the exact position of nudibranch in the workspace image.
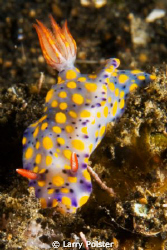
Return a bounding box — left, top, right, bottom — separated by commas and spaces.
17, 15, 156, 213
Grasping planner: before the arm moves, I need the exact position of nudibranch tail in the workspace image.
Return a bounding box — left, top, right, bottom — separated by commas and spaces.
16, 169, 38, 180
33, 15, 77, 71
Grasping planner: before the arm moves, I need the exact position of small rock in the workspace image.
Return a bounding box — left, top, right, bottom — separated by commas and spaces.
29, 9, 36, 18
129, 13, 150, 47
51, 4, 63, 18
80, 0, 107, 8
146, 9, 165, 23
38, 55, 45, 64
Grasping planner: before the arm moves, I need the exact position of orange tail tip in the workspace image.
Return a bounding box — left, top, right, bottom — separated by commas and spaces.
16, 169, 38, 180
70, 152, 78, 172
33, 15, 77, 72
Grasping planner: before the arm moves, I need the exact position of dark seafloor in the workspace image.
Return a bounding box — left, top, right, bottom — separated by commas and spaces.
0, 0, 167, 249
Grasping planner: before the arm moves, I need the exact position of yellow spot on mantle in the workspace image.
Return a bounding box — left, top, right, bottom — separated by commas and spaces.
72, 139, 84, 151
59, 91, 67, 99
119, 91, 125, 98
51, 100, 58, 108
103, 106, 108, 118
79, 196, 89, 207
62, 196, 71, 206
69, 110, 77, 118
33, 126, 39, 138
30, 121, 38, 127
97, 112, 101, 118
52, 199, 58, 207
120, 99, 125, 109
129, 83, 138, 92
80, 110, 91, 118
77, 77, 86, 82
36, 141, 40, 150
65, 125, 74, 133
33, 166, 39, 173
22, 137, 27, 145
67, 81, 77, 89
52, 175, 64, 186
45, 89, 54, 103
108, 97, 112, 103
72, 93, 84, 105
46, 155, 52, 166
105, 67, 114, 73
44, 107, 48, 112
150, 74, 156, 80
59, 102, 67, 110
57, 76, 65, 84
137, 75, 145, 80
35, 154, 41, 164
88, 74, 97, 79
108, 82, 115, 92
115, 88, 119, 97
64, 164, 71, 170
66, 70, 77, 80
40, 198, 47, 208
95, 130, 99, 137
43, 137, 53, 150
63, 149, 72, 160
25, 147, 33, 160
38, 115, 47, 123
41, 123, 48, 130
54, 152, 58, 158
48, 188, 55, 194
55, 112, 66, 123
89, 143, 93, 153
38, 180, 46, 187
57, 137, 65, 145
81, 127, 88, 135
118, 74, 129, 84
68, 176, 77, 183
112, 72, 117, 77
100, 125, 105, 137
131, 70, 142, 74
61, 188, 69, 193
85, 83, 97, 92
82, 169, 91, 181
52, 126, 61, 134
112, 101, 117, 116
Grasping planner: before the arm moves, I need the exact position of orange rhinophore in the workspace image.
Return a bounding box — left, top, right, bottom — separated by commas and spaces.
16, 169, 38, 180
70, 152, 78, 172
33, 15, 77, 71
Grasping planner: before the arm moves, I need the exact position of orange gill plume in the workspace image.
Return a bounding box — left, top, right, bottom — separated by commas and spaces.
33, 15, 77, 72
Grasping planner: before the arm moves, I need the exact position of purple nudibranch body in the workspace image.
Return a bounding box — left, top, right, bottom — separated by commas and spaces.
21, 16, 156, 213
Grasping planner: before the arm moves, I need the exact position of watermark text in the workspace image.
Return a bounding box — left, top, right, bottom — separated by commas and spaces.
52, 240, 114, 249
